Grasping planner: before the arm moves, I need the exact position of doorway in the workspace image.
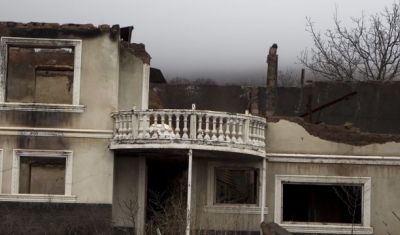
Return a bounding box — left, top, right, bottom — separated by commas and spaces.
146, 158, 188, 234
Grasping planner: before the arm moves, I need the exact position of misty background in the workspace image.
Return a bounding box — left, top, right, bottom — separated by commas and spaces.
0, 0, 396, 85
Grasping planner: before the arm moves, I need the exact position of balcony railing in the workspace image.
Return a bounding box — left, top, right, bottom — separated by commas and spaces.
110, 109, 266, 155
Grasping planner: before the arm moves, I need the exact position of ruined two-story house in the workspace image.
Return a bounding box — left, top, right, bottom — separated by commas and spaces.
1, 22, 400, 235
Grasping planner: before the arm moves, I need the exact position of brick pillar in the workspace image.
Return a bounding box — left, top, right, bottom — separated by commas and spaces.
266, 43, 278, 116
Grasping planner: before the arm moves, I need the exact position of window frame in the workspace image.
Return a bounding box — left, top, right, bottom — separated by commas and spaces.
204, 162, 268, 214
0, 37, 84, 112
0, 149, 76, 203
274, 175, 373, 234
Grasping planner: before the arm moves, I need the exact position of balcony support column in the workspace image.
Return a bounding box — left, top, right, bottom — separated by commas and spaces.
136, 156, 147, 235
186, 149, 193, 235
260, 157, 267, 235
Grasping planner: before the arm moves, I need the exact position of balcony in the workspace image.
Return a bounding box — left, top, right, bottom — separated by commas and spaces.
110, 109, 266, 157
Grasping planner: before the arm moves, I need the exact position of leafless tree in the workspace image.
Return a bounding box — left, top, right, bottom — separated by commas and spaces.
299, 2, 400, 82
278, 67, 300, 87
332, 185, 362, 234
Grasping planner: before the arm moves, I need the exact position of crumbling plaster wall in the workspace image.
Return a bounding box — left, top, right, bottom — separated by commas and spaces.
266, 120, 400, 156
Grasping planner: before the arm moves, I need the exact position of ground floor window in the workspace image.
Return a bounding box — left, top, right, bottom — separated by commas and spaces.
19, 157, 66, 195
206, 161, 263, 214
274, 175, 372, 234
11, 150, 73, 196
215, 167, 258, 204
283, 184, 362, 224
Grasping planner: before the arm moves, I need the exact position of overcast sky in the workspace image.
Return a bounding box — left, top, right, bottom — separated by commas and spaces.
0, 0, 396, 84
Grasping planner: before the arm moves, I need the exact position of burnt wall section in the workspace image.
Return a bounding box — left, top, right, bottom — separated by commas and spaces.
0, 22, 119, 41
0, 202, 112, 234
276, 82, 400, 135
150, 83, 252, 114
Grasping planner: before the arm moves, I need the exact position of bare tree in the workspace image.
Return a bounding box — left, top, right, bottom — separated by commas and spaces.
332, 185, 362, 234
299, 2, 400, 82
278, 67, 300, 87
169, 77, 191, 85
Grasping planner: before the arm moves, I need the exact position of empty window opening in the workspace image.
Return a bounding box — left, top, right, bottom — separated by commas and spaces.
215, 168, 258, 204
282, 184, 362, 224
19, 157, 66, 195
6, 46, 74, 104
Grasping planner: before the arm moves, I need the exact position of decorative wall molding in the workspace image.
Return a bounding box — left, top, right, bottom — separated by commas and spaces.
267, 153, 400, 165
274, 175, 372, 234
281, 223, 373, 234
0, 194, 76, 203
203, 205, 268, 215
0, 127, 113, 139
0, 103, 85, 112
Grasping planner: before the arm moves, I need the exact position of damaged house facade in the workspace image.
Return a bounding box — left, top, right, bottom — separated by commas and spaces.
0, 21, 400, 235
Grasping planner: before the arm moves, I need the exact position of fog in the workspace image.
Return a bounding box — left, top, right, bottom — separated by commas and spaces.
0, 0, 395, 84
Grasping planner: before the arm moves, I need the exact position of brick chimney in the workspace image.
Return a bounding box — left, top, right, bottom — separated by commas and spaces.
266, 43, 278, 116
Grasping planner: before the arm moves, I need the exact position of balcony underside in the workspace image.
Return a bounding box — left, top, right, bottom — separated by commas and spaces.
110, 139, 265, 157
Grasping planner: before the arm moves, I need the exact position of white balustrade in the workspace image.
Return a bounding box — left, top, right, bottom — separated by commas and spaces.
111, 109, 266, 149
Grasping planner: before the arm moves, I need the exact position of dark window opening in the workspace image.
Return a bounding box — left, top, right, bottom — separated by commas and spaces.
283, 184, 362, 224
6, 46, 74, 104
215, 168, 258, 204
19, 157, 66, 195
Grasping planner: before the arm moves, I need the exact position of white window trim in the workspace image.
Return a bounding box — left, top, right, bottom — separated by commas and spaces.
204, 162, 267, 214
3, 149, 76, 203
0, 37, 84, 112
274, 175, 373, 234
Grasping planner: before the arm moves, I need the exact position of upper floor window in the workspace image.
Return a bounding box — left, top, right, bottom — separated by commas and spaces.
0, 37, 84, 112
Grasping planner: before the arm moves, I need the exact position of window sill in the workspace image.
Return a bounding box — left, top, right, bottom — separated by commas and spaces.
0, 194, 77, 203
280, 223, 373, 234
0, 102, 85, 112
203, 205, 268, 214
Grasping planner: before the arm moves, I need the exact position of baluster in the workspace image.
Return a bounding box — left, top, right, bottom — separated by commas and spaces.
168, 113, 173, 137
225, 118, 231, 142
197, 115, 203, 140
175, 114, 181, 138
137, 114, 144, 139
256, 121, 261, 145
121, 114, 128, 139
218, 117, 225, 141
160, 113, 166, 138
249, 120, 254, 144
182, 114, 189, 139
211, 116, 218, 140
204, 116, 210, 140
114, 115, 119, 139
260, 122, 266, 146
127, 114, 132, 139
144, 114, 150, 138
237, 118, 243, 143
231, 118, 237, 142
